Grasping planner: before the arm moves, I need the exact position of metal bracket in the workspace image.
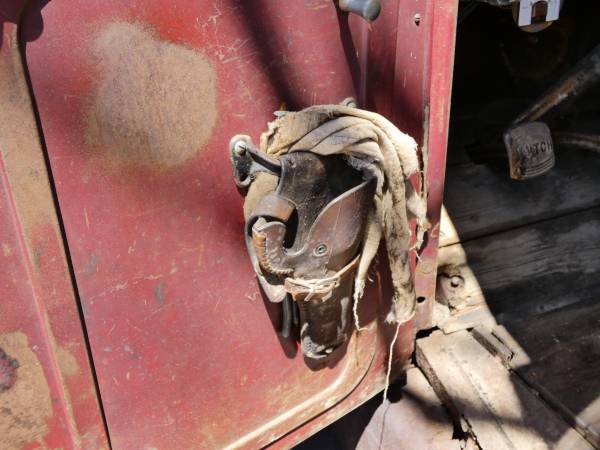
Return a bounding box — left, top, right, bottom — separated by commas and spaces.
517, 0, 560, 27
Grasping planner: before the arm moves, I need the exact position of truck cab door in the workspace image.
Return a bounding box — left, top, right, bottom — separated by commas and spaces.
19, 0, 456, 447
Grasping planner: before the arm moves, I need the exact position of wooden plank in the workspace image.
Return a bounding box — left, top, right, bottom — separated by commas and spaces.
437, 208, 600, 322
440, 205, 461, 250
492, 299, 600, 447
416, 330, 594, 450
440, 150, 600, 247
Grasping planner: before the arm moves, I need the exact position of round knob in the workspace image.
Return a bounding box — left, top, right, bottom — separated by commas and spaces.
338, 0, 381, 22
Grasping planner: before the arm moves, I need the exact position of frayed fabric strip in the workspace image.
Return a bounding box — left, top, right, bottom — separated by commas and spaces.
259, 104, 427, 326
249, 104, 427, 391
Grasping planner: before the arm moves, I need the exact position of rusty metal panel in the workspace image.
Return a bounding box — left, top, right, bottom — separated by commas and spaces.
19, 0, 457, 447
415, 0, 460, 328
0, 6, 109, 449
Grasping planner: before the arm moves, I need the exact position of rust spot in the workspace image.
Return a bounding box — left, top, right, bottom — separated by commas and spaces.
85, 21, 218, 168
0, 348, 19, 391
0, 332, 52, 448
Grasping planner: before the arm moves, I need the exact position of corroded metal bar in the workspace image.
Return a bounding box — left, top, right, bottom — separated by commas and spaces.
513, 44, 600, 124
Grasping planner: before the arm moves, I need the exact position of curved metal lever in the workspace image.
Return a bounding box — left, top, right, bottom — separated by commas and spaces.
229, 135, 281, 191
338, 0, 381, 22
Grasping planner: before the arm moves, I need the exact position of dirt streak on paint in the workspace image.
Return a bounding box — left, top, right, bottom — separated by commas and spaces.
85, 21, 218, 169
0, 27, 55, 234
56, 345, 80, 377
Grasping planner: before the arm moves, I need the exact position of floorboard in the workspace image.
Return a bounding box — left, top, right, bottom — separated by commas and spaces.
494, 300, 600, 447
417, 330, 594, 450
441, 150, 600, 247
437, 207, 600, 322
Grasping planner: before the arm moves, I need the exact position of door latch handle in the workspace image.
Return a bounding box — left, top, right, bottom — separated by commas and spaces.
230, 136, 280, 191
338, 0, 381, 22
231, 138, 376, 360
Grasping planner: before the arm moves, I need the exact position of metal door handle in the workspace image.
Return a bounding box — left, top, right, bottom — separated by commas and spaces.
338, 0, 381, 22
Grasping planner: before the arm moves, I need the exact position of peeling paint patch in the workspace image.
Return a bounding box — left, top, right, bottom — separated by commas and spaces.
0, 332, 52, 449
56, 346, 79, 377
85, 21, 218, 168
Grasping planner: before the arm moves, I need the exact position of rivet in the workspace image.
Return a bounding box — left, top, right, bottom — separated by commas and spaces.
233, 140, 247, 156
450, 275, 464, 288
314, 244, 328, 256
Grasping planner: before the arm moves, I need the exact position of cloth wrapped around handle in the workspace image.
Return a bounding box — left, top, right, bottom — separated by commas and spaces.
233, 104, 428, 361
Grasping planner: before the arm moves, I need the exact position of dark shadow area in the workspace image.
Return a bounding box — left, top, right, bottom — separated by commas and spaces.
18, 0, 49, 44
295, 369, 489, 450
448, 0, 600, 171
235, 1, 302, 111
258, 285, 299, 359
294, 376, 403, 450
334, 7, 365, 104
445, 0, 600, 319
0, 1, 21, 49
440, 0, 600, 448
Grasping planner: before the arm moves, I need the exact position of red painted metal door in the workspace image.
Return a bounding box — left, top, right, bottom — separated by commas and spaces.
11, 0, 456, 448
0, 4, 109, 449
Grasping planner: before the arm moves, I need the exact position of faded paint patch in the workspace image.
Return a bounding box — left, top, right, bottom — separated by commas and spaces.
0, 348, 19, 391
0, 27, 54, 233
85, 21, 217, 168
154, 282, 165, 306
56, 346, 79, 377
0, 332, 52, 449
83, 253, 98, 275
2, 243, 11, 257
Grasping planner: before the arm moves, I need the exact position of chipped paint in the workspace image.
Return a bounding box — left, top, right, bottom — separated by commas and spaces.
0, 332, 52, 449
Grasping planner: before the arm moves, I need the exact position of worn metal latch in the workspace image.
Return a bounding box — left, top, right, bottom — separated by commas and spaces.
230, 135, 375, 359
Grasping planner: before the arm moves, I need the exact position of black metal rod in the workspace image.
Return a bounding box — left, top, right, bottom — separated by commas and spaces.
513, 43, 600, 124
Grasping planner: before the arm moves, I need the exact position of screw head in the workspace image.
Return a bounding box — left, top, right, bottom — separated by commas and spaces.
449, 275, 464, 288
341, 97, 358, 108
232, 140, 247, 156
314, 244, 328, 257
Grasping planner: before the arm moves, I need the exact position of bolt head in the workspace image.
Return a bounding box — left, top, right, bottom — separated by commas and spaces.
233, 140, 247, 156
449, 275, 464, 288
314, 244, 328, 257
